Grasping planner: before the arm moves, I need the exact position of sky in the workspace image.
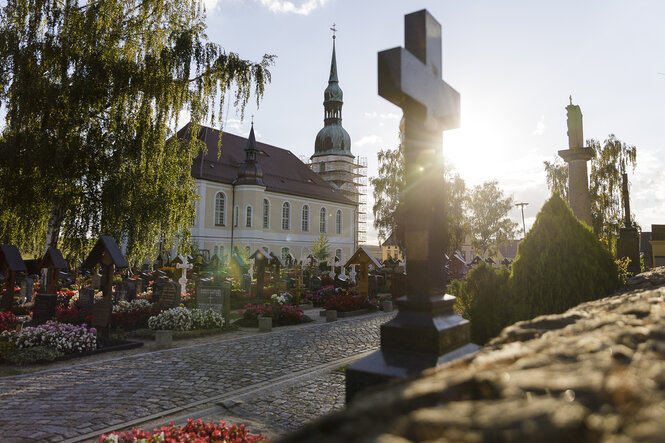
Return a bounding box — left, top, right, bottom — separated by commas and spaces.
200, 0, 665, 245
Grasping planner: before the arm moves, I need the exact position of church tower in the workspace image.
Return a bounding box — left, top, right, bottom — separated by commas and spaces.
310, 30, 367, 246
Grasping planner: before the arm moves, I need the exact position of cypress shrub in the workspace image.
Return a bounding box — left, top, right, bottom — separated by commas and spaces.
452, 262, 511, 345
510, 194, 620, 321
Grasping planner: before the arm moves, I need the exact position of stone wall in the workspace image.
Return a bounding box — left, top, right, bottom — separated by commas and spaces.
281, 267, 665, 442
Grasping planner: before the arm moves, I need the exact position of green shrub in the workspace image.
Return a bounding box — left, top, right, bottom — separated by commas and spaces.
5, 346, 64, 365
510, 194, 620, 321
451, 262, 511, 345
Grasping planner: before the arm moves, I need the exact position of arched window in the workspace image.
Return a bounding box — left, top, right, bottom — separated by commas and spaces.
336, 209, 342, 234
263, 199, 269, 229
281, 247, 290, 262
214, 192, 225, 226
301, 205, 309, 232
319, 207, 327, 233
234, 205, 239, 227
246, 205, 253, 228
282, 202, 290, 230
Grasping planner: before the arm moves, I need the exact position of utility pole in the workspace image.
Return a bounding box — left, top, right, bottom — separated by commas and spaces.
515, 202, 529, 238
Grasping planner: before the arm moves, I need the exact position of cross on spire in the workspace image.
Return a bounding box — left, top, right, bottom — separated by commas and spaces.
330, 23, 337, 39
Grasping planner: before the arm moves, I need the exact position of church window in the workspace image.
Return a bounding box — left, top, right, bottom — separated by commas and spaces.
263, 199, 269, 229
234, 205, 239, 227
336, 210, 342, 234
246, 205, 253, 228
320, 207, 327, 233
302, 205, 309, 232
281, 247, 290, 262
214, 192, 226, 226
282, 202, 290, 230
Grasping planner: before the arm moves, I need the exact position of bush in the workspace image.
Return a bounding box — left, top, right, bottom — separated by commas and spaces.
510, 194, 621, 321
451, 263, 511, 345
148, 307, 224, 331
98, 418, 263, 443
5, 346, 64, 365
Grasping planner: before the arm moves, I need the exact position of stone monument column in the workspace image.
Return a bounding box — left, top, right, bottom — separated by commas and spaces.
617, 172, 640, 274
558, 99, 594, 225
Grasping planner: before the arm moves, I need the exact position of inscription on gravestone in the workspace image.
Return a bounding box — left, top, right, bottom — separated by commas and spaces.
158, 282, 179, 309
196, 285, 226, 315
78, 287, 95, 311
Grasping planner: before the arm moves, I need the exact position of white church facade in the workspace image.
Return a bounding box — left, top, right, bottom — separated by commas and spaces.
184, 36, 360, 264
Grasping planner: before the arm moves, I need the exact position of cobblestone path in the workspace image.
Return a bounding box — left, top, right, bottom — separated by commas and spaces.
0, 312, 395, 442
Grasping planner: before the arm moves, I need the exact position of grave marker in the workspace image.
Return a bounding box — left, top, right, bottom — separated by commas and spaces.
40, 248, 68, 294
19, 277, 34, 304
158, 281, 179, 310
346, 9, 479, 403
173, 255, 192, 297
78, 287, 95, 311
33, 294, 58, 325
0, 244, 27, 310
196, 282, 231, 324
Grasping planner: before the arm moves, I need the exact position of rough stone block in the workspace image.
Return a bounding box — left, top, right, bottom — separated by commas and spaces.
155, 330, 172, 349
326, 310, 338, 322
258, 316, 272, 332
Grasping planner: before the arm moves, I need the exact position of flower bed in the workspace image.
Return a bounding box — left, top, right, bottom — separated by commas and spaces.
148, 307, 224, 331
99, 418, 263, 443
305, 286, 334, 307
238, 303, 309, 327
324, 294, 376, 313
112, 299, 156, 330
1, 321, 96, 354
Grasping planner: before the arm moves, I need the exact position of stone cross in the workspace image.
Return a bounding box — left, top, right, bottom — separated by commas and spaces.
558, 100, 594, 226
176, 256, 192, 296
346, 9, 479, 403
378, 9, 460, 299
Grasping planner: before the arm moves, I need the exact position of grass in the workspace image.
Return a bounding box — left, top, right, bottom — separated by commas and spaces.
334, 365, 348, 373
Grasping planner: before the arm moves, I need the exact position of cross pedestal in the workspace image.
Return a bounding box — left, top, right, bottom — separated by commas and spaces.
345, 9, 479, 404
558, 101, 594, 226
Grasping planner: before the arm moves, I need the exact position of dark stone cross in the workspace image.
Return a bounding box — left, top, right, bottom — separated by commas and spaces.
345, 9, 478, 403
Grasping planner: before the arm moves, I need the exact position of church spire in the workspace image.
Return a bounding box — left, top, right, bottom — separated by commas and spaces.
234, 121, 264, 186
313, 29, 351, 158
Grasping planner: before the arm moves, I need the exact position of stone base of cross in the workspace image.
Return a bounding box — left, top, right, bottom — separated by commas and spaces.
345, 9, 479, 404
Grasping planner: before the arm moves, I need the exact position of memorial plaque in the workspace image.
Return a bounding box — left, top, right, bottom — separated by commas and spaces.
92, 299, 112, 330
196, 284, 227, 315
33, 294, 57, 325
79, 287, 95, 311
158, 282, 179, 309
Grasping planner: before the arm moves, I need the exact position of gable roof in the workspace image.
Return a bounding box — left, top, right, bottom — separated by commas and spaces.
82, 236, 128, 269
181, 123, 355, 206
381, 232, 399, 247
345, 246, 382, 269
0, 245, 26, 272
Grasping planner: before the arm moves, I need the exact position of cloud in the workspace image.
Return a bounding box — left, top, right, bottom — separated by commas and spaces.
364, 111, 400, 120
355, 135, 383, 147
533, 114, 545, 136
257, 0, 328, 15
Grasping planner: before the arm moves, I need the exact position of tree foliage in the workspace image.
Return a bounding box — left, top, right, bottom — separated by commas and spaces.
310, 234, 330, 263
543, 134, 637, 252
467, 180, 518, 256
370, 143, 468, 254
0, 0, 274, 263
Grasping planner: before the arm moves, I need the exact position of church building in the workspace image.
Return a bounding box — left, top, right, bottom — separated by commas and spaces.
184, 35, 360, 264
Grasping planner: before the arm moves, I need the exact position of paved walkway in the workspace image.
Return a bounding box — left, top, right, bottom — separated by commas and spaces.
0, 311, 395, 442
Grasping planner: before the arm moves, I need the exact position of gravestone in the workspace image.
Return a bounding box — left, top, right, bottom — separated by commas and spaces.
558, 98, 594, 225
19, 277, 34, 304
158, 281, 179, 310
128, 277, 143, 294
33, 294, 57, 325
309, 276, 322, 291
115, 280, 137, 303
616, 171, 640, 275
91, 299, 112, 333
344, 247, 382, 298
0, 244, 27, 310
79, 287, 95, 311
196, 282, 231, 324
346, 10, 479, 403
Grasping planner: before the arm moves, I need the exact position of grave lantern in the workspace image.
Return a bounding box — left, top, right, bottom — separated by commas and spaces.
344, 246, 382, 299
0, 244, 27, 310
40, 248, 69, 294
82, 236, 128, 336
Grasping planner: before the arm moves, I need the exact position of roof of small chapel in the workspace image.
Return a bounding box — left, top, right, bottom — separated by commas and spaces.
182, 123, 355, 206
